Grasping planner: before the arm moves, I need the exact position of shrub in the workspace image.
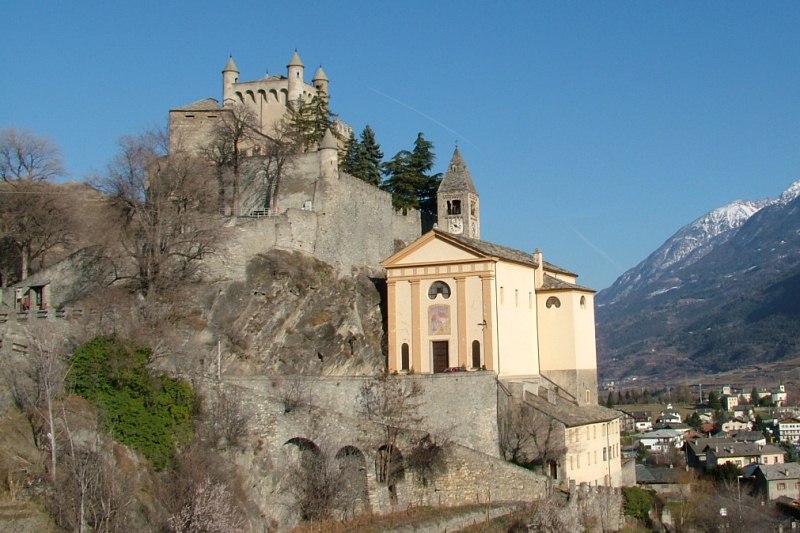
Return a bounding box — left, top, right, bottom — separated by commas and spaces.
622, 486, 654, 523
66, 337, 194, 469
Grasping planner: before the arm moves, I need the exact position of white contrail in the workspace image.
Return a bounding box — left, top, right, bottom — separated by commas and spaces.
570, 226, 625, 271
368, 87, 478, 150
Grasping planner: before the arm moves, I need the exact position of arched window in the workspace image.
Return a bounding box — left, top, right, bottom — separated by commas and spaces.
580, 295, 586, 309
546, 296, 561, 309
428, 281, 451, 300
471, 340, 481, 369
401, 343, 410, 371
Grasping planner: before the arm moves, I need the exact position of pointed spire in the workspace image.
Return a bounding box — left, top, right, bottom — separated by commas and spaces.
313, 65, 328, 81
288, 50, 304, 68
438, 147, 477, 194
320, 129, 338, 150
223, 55, 239, 73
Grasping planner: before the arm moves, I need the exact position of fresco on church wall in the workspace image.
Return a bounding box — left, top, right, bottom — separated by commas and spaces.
429, 305, 451, 335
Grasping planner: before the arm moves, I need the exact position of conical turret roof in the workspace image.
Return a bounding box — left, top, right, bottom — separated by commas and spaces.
438, 147, 477, 194
320, 129, 338, 150
223, 56, 239, 73
288, 50, 304, 67
313, 65, 328, 81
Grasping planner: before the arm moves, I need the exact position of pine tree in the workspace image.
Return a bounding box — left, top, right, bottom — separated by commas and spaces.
357, 125, 383, 186
341, 131, 359, 175
381, 132, 440, 218
287, 93, 335, 151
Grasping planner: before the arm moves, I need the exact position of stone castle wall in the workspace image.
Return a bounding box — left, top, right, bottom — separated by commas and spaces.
219, 372, 543, 527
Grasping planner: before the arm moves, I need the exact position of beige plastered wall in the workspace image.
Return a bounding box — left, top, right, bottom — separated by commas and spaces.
494, 261, 539, 377
564, 419, 622, 487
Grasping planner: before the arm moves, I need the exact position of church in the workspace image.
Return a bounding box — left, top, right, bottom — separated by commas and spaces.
383, 148, 622, 487
383, 148, 599, 405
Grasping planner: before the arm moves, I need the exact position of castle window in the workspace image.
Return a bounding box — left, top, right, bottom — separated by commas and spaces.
470, 200, 476, 217
447, 200, 461, 215
428, 281, 451, 300
471, 340, 481, 369
603, 448, 607, 461
580, 295, 586, 309
401, 343, 410, 371
545, 296, 561, 309
586, 390, 591, 404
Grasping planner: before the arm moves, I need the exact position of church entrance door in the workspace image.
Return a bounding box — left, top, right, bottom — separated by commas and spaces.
432, 341, 449, 373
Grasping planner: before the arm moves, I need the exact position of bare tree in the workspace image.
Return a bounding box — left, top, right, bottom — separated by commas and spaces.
201, 105, 299, 217
99, 127, 219, 299
357, 375, 424, 500
0, 178, 74, 282
163, 445, 246, 533
54, 413, 133, 533
8, 322, 71, 484
499, 402, 566, 493
0, 128, 65, 182
167, 476, 245, 533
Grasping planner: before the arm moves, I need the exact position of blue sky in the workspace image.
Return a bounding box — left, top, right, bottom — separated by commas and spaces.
3, 1, 799, 290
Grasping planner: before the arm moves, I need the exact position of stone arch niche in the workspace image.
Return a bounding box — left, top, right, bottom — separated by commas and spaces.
375, 444, 405, 504
335, 446, 370, 517
283, 437, 325, 522
284, 437, 322, 470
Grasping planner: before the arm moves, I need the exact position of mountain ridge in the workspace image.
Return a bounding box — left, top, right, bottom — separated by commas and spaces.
596, 178, 800, 383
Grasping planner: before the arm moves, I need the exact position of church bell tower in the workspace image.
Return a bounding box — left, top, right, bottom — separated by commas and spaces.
437, 147, 479, 238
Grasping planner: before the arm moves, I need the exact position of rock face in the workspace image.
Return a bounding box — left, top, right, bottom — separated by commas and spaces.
210, 249, 386, 376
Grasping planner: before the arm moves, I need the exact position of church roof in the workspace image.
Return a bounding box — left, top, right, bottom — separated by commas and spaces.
288, 50, 304, 67
438, 147, 477, 194
541, 274, 594, 292
171, 98, 222, 111
436, 229, 577, 277
313, 66, 328, 81
523, 391, 621, 427
223, 56, 239, 73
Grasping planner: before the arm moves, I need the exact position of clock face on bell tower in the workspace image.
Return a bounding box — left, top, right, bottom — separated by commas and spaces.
448, 218, 463, 234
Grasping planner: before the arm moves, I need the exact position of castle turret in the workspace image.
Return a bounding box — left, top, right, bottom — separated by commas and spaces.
313, 66, 329, 95
287, 50, 305, 106
222, 56, 239, 107
319, 129, 339, 179
437, 147, 480, 238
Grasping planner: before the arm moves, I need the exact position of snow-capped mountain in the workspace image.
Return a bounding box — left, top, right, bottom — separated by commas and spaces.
596, 178, 800, 381
598, 180, 800, 307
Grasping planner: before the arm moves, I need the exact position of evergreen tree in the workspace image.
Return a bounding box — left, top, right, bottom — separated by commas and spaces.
707, 390, 722, 410
341, 131, 359, 175
287, 94, 335, 151
751, 387, 760, 405
381, 132, 440, 218
356, 125, 383, 186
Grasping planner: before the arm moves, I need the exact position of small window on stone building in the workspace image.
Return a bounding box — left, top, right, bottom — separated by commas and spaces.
447, 200, 461, 215
580, 295, 586, 309
428, 281, 451, 300
546, 296, 561, 309
778, 482, 787, 490
471, 340, 481, 369
401, 343, 410, 371
586, 390, 591, 404
603, 448, 607, 461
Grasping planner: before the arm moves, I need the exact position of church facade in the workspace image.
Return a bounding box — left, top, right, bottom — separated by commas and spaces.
383, 149, 599, 404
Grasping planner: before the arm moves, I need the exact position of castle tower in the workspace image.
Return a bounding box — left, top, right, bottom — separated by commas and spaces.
437, 147, 480, 238
222, 56, 239, 107
319, 129, 339, 179
313, 66, 329, 95
287, 50, 305, 105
